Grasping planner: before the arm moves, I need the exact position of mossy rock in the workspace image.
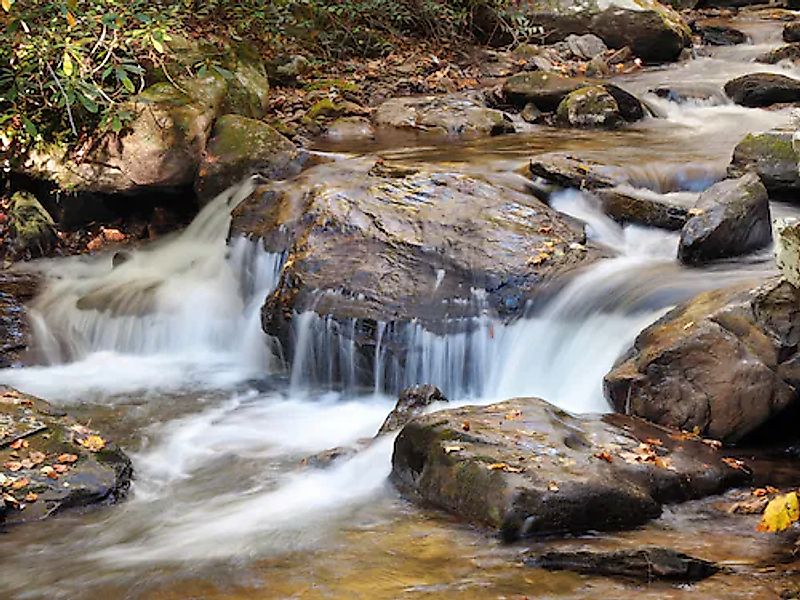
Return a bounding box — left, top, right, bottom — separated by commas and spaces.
728, 130, 800, 197
9, 192, 57, 258
556, 86, 622, 129
195, 114, 303, 202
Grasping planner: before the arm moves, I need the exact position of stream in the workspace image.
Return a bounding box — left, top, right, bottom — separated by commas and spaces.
1, 13, 799, 600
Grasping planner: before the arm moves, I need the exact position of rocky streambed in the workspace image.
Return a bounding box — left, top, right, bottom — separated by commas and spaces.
2, 5, 800, 600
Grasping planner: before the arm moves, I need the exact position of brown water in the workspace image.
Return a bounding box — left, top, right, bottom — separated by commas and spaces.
1, 13, 800, 600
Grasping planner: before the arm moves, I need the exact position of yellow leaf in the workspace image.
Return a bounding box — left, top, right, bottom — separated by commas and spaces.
757, 492, 800, 533
78, 434, 106, 452
63, 52, 73, 77
1, 0, 10, 13
66, 11, 76, 28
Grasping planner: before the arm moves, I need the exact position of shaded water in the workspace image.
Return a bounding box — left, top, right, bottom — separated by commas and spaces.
2, 13, 800, 599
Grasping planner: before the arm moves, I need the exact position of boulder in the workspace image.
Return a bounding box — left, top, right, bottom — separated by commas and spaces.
677, 173, 771, 265
775, 218, 800, 287
373, 93, 514, 138
0, 272, 38, 368
724, 73, 800, 108
194, 115, 303, 202
22, 50, 271, 197
475, 0, 691, 64
728, 130, 800, 196
231, 158, 601, 371
756, 43, 800, 65
378, 385, 448, 435
784, 21, 800, 43
391, 397, 749, 540
0, 387, 132, 525
651, 84, 724, 104
8, 192, 58, 258
595, 186, 692, 230
527, 153, 629, 190
556, 86, 623, 128
527, 548, 718, 581
565, 34, 608, 59
503, 72, 593, 111
604, 277, 800, 442
694, 23, 747, 46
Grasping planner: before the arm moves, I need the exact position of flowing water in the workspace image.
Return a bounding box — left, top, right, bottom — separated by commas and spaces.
2, 14, 800, 599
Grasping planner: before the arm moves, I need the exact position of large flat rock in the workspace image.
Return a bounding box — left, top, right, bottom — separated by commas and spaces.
391, 397, 748, 541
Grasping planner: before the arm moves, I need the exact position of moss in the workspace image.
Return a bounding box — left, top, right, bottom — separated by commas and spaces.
304, 98, 350, 123
739, 133, 798, 162
138, 83, 192, 106
304, 79, 361, 93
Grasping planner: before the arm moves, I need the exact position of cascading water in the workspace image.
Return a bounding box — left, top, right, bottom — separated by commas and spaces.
2, 14, 800, 597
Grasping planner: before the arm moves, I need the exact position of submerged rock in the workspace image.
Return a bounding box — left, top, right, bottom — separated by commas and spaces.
475, 0, 690, 64
595, 186, 692, 230
231, 159, 600, 371
325, 117, 376, 142
195, 115, 303, 202
604, 277, 800, 442
677, 173, 771, 265
391, 397, 748, 540
728, 129, 800, 196
0, 387, 132, 525
724, 73, 800, 107
372, 93, 514, 138
527, 547, 718, 581
527, 153, 628, 190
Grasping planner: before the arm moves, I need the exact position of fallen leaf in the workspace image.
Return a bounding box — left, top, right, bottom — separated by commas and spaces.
547, 481, 560, 492
722, 457, 748, 472
3, 493, 19, 508
53, 464, 69, 474
9, 439, 28, 450
4, 461, 22, 472
24, 492, 38, 503
57, 453, 78, 464
78, 435, 106, 452
701, 438, 723, 450
644, 438, 663, 447
444, 445, 464, 454
504, 410, 522, 421
757, 492, 800, 533
488, 462, 509, 471
40, 466, 58, 479
28, 451, 46, 465
593, 451, 613, 463
11, 477, 28, 490
461, 421, 470, 432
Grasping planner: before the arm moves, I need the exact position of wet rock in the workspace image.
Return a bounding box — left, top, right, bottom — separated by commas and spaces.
474, 0, 690, 64
527, 547, 718, 581
596, 186, 692, 230
521, 103, 544, 123
556, 86, 623, 128
603, 84, 646, 121
729, 129, 800, 196
694, 23, 748, 46
677, 173, 771, 265
784, 21, 800, 43
566, 34, 608, 60
231, 158, 600, 364
756, 43, 800, 65
391, 397, 748, 540
324, 117, 376, 142
604, 277, 800, 442
724, 73, 800, 108
503, 72, 592, 112
0, 387, 132, 525
195, 115, 303, 203
301, 446, 359, 468
8, 192, 58, 259
373, 93, 514, 138
527, 153, 628, 190
0, 272, 38, 368
378, 385, 448, 435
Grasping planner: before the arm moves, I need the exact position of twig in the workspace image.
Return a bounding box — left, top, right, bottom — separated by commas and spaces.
45, 62, 77, 137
